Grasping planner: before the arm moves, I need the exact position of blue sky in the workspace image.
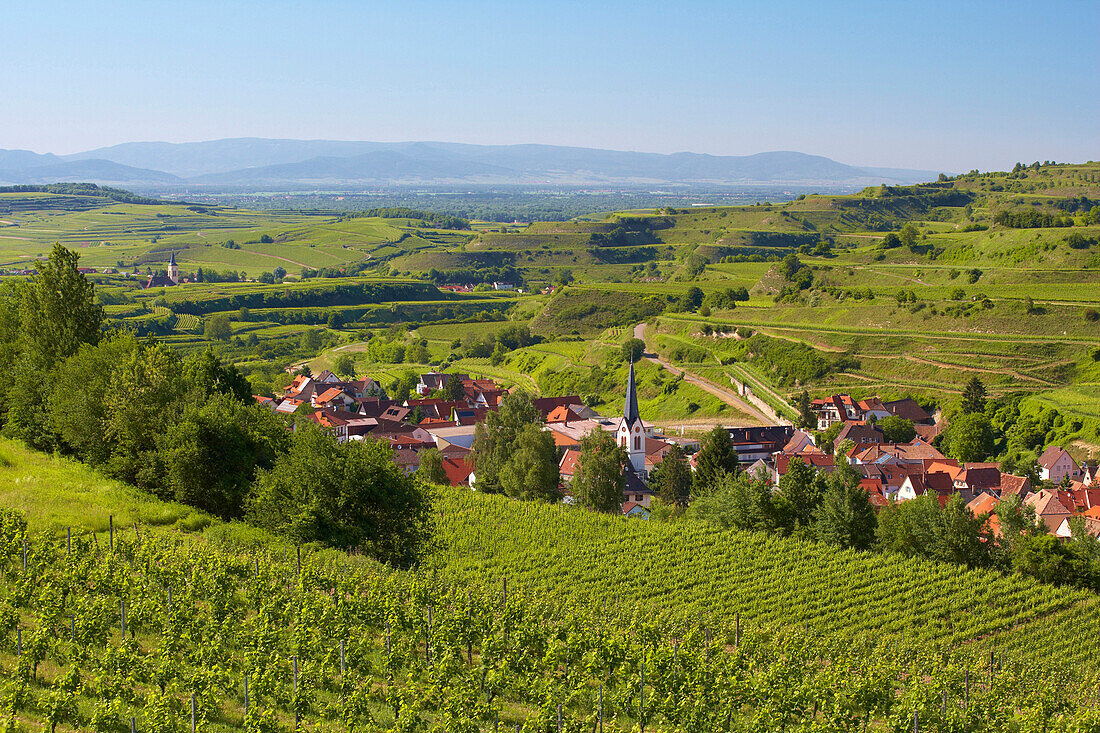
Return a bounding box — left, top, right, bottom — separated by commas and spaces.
2, 0, 1096, 171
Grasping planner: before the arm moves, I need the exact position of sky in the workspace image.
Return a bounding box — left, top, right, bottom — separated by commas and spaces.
2, 0, 1097, 172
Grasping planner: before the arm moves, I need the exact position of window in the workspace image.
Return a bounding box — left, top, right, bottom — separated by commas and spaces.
634, 436, 641, 450
635, 494, 644, 501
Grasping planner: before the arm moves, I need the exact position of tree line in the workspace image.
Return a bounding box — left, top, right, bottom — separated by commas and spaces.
0, 245, 431, 566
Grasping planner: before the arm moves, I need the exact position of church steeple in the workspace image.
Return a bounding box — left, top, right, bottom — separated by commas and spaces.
624, 359, 640, 424
618, 359, 645, 474
167, 250, 179, 284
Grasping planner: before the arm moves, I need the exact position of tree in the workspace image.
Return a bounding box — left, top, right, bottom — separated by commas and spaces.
499, 423, 560, 502
443, 374, 466, 402
778, 456, 824, 528
415, 448, 448, 485
300, 329, 324, 352
944, 413, 995, 463
683, 286, 704, 311
693, 426, 739, 495
899, 223, 920, 249
726, 471, 780, 532
935, 493, 990, 567
204, 314, 232, 341
249, 425, 432, 566
334, 353, 356, 378
572, 428, 626, 513
157, 393, 289, 518
796, 390, 815, 429
470, 391, 541, 493
878, 415, 916, 444
652, 444, 692, 507
273, 266, 287, 280
961, 377, 987, 414
880, 232, 902, 249
4, 243, 104, 447
622, 338, 646, 364
814, 465, 877, 550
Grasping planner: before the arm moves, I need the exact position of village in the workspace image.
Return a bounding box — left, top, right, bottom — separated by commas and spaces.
258, 363, 1100, 540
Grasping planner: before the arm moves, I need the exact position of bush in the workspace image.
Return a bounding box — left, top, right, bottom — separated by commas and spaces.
1085, 308, 1099, 322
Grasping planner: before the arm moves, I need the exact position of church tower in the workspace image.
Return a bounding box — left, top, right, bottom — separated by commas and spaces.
617, 360, 646, 474
167, 251, 179, 284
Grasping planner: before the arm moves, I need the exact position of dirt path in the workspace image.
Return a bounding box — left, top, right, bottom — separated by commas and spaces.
239, 249, 310, 268
634, 323, 776, 426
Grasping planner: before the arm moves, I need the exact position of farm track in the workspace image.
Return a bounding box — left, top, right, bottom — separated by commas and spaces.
635, 322, 774, 426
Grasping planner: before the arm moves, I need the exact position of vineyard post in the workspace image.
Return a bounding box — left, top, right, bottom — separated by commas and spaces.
913, 710, 918, 733
296, 546, 301, 576
22, 538, 27, 571
168, 586, 173, 614
598, 684, 603, 733
556, 703, 562, 733
639, 660, 645, 733
254, 557, 259, 578
16, 627, 21, 656
71, 615, 75, 641
130, 716, 136, 733
385, 620, 391, 655
942, 690, 947, 716
109, 515, 114, 552
427, 605, 433, 663
66, 527, 71, 555
244, 675, 249, 714
340, 639, 345, 676
134, 521, 139, 543
705, 627, 710, 662
673, 640, 678, 664
965, 670, 969, 709
293, 654, 300, 729
989, 651, 994, 688
121, 600, 126, 638
190, 694, 196, 733
735, 613, 740, 646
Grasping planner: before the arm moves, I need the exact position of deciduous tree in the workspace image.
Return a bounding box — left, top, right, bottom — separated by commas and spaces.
572, 428, 626, 513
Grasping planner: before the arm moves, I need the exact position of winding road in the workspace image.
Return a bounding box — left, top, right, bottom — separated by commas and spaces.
633, 323, 778, 426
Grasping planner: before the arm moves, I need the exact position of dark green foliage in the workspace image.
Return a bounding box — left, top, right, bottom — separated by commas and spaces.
994, 210, 1074, 228
651, 444, 692, 507
621, 338, 646, 363
345, 207, 470, 230
415, 447, 448, 485
498, 423, 560, 502
572, 428, 626, 513
470, 391, 543, 494
878, 415, 916, 443
3, 244, 104, 448
778, 457, 825, 529
0, 183, 162, 205
796, 390, 815, 429
877, 493, 990, 568
203, 313, 232, 341
249, 425, 432, 566
961, 376, 987, 414
693, 426, 739, 495
942, 413, 996, 462
813, 465, 877, 551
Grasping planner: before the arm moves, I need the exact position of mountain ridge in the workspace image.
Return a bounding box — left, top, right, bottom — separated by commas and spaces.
0, 139, 941, 187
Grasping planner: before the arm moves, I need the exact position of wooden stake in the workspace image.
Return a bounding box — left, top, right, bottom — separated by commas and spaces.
22, 538, 27, 571
296, 546, 301, 575
67, 527, 71, 555
965, 669, 969, 709
130, 716, 136, 733
16, 627, 21, 656
599, 684, 603, 733
120, 600, 126, 638
639, 660, 645, 733
109, 515, 114, 551
168, 586, 173, 614
913, 710, 918, 733
190, 694, 196, 733
340, 639, 345, 676
556, 703, 561, 733
244, 676, 249, 714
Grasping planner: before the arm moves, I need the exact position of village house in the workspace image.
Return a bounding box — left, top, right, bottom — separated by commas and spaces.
1037, 446, 1084, 484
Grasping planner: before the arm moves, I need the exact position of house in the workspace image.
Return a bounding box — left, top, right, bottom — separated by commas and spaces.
532, 396, 586, 419
898, 471, 955, 504
883, 398, 935, 425
811, 394, 892, 430
996, 473, 1033, 500
312, 387, 358, 411
833, 422, 884, 452
622, 502, 650, 519
559, 448, 582, 482
1024, 490, 1074, 534
955, 464, 1001, 495
773, 453, 835, 483
1038, 446, 1083, 484
441, 455, 474, 487
1056, 515, 1100, 540
727, 425, 795, 464
416, 372, 469, 397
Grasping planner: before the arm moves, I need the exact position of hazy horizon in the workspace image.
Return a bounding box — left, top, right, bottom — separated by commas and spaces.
4, 1, 1097, 172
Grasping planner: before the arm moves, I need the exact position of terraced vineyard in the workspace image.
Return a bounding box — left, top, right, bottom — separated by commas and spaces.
434, 488, 1100, 690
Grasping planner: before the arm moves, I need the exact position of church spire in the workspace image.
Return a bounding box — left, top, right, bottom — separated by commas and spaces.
624, 359, 640, 424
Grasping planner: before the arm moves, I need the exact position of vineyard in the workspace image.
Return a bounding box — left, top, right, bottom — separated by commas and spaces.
433, 489, 1100, 691
2, 509, 1099, 732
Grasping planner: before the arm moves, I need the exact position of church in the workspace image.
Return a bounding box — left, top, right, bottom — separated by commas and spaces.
143, 251, 180, 289
615, 360, 653, 496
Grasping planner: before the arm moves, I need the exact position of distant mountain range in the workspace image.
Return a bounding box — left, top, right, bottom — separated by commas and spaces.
0, 138, 940, 188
